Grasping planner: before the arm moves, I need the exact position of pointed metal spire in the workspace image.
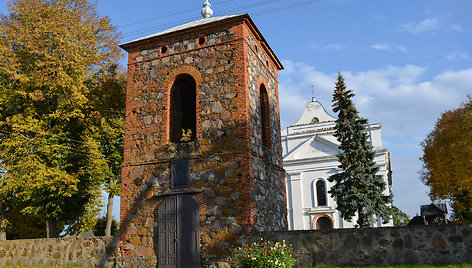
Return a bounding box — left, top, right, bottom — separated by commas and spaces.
201, 0, 213, 18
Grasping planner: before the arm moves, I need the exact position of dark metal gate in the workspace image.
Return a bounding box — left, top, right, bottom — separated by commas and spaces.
158, 195, 201, 268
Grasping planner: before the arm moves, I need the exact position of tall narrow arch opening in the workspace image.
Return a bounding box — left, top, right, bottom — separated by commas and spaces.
316, 180, 327, 206
170, 74, 196, 142
259, 84, 271, 149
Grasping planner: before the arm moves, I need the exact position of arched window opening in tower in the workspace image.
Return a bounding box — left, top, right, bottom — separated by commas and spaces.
170, 74, 196, 142
316, 180, 327, 206
259, 84, 271, 149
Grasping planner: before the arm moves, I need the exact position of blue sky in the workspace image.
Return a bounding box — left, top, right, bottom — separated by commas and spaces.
1, 0, 471, 219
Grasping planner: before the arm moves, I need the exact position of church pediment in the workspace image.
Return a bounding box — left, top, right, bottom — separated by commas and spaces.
292, 100, 337, 126
284, 135, 339, 160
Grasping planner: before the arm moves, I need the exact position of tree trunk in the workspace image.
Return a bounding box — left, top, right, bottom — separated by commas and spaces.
46, 219, 58, 238
105, 193, 114, 236
0, 218, 6, 241
358, 209, 364, 228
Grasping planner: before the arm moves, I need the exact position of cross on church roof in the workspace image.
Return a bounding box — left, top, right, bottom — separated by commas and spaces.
311, 83, 316, 102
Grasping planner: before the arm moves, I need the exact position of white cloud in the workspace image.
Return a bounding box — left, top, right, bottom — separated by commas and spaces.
451, 24, 463, 32
446, 51, 469, 60
371, 43, 391, 51
373, 15, 385, 21
324, 44, 344, 51
309, 43, 344, 51
400, 17, 442, 34
370, 43, 407, 52
278, 61, 336, 128
279, 62, 472, 134
400, 17, 463, 34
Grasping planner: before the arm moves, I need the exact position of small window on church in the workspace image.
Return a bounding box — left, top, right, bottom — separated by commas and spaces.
259, 84, 271, 149
316, 180, 327, 206
170, 74, 196, 143
311, 117, 319, 124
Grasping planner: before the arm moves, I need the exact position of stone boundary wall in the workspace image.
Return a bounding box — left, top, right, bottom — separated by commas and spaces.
0, 235, 119, 267
263, 224, 472, 267
0, 224, 470, 267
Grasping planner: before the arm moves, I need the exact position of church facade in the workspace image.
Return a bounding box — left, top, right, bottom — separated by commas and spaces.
282, 98, 393, 230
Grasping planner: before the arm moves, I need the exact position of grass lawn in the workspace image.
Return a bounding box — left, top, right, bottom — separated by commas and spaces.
2, 266, 94, 268
310, 265, 472, 268
2, 264, 471, 268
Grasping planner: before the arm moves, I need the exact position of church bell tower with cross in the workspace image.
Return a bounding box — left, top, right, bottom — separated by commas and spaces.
118, 2, 287, 266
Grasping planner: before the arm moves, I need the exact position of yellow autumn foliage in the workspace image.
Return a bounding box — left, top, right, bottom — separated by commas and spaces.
0, 0, 123, 236
421, 97, 472, 222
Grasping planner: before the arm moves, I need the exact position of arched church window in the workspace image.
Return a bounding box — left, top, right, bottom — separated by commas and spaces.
316, 180, 327, 206
315, 216, 333, 230
170, 74, 196, 142
259, 84, 271, 148
311, 117, 319, 124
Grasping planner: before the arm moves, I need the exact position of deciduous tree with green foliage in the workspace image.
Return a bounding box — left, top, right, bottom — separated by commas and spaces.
392, 206, 410, 226
0, 0, 123, 237
328, 73, 393, 228
85, 65, 125, 236
93, 216, 119, 237
420, 97, 472, 222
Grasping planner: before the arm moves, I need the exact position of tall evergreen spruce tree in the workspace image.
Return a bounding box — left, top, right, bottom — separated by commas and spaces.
328, 73, 392, 228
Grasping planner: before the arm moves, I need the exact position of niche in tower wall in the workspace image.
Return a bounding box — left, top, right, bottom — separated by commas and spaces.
171, 159, 190, 189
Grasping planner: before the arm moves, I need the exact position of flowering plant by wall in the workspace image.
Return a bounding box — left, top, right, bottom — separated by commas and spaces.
231, 239, 295, 268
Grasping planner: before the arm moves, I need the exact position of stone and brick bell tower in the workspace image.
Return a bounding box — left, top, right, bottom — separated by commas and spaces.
119, 2, 287, 266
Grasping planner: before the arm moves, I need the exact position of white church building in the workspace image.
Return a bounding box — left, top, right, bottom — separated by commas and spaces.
282, 97, 393, 230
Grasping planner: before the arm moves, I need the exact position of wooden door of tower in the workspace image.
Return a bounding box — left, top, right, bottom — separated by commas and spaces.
158, 195, 201, 268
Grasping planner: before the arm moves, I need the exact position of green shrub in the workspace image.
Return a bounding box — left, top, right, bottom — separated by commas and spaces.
92, 216, 119, 236
231, 239, 295, 268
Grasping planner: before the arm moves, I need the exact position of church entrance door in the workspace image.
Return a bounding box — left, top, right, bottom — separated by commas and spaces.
158, 194, 201, 268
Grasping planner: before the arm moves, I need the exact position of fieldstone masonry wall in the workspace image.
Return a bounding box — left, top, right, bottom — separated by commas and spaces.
245, 23, 285, 233
263, 224, 472, 267
0, 225, 470, 267
0, 236, 118, 267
